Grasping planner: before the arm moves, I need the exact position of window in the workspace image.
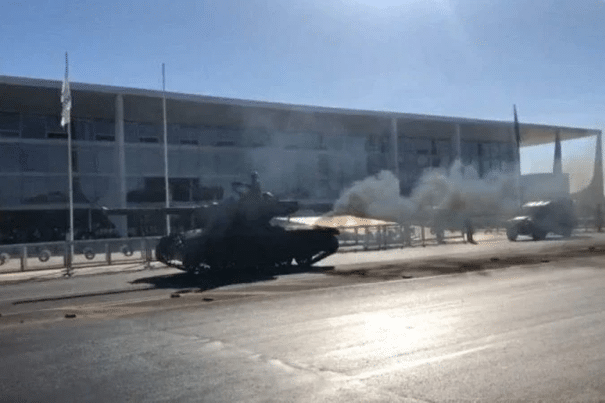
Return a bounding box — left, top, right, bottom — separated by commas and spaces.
138, 123, 160, 143
0, 111, 20, 130
0, 130, 19, 138
79, 176, 112, 203
74, 119, 93, 141
0, 111, 20, 137
212, 150, 245, 174
0, 176, 21, 206
96, 148, 116, 174
92, 119, 114, 141
325, 136, 344, 151
168, 124, 201, 145
44, 115, 64, 138
47, 132, 68, 139
0, 143, 21, 172
366, 135, 380, 152
318, 154, 330, 177
47, 144, 69, 173
242, 129, 271, 147
283, 132, 320, 150
125, 148, 163, 176
213, 127, 242, 147
169, 149, 199, 176
124, 122, 139, 143
139, 137, 159, 143
21, 176, 54, 204
123, 122, 161, 143
21, 114, 46, 139
19, 144, 48, 172
461, 142, 479, 166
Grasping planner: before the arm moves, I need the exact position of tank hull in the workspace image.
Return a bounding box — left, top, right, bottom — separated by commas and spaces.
156, 226, 339, 273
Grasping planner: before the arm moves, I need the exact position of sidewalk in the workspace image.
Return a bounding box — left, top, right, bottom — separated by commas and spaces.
0, 261, 175, 285
0, 263, 183, 316
2, 231, 604, 296
0, 233, 497, 285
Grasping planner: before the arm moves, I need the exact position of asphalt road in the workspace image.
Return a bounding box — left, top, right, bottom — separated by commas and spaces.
1, 233, 605, 402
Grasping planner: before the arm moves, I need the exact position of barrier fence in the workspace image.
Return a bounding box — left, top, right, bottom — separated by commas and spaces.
0, 224, 470, 274
0, 237, 162, 275
0, 217, 602, 275
334, 224, 467, 251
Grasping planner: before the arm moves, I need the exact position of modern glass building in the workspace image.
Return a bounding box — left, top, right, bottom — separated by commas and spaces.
0, 75, 600, 237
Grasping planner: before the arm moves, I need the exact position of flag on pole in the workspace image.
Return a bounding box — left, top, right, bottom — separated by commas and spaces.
61, 52, 71, 128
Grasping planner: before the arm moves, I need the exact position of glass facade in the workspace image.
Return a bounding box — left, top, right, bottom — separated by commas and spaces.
396, 135, 516, 195
0, 111, 118, 208
0, 111, 19, 138
0, 94, 521, 214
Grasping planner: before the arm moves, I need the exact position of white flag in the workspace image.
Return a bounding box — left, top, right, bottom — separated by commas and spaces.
61, 54, 71, 128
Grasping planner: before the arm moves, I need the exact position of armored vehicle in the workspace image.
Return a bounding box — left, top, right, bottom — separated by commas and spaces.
155, 179, 339, 274
506, 199, 576, 241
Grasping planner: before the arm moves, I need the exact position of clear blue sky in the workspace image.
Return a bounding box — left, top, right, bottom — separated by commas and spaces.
1, 0, 604, 189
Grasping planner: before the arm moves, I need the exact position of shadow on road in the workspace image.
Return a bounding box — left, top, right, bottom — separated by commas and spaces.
131, 264, 334, 291
512, 234, 593, 242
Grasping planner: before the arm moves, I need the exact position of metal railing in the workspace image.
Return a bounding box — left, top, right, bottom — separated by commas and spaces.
0, 237, 162, 275
6, 215, 600, 276
0, 225, 470, 275
334, 224, 468, 251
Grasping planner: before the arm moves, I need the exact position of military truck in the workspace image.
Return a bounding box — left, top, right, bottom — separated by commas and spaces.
506, 199, 576, 241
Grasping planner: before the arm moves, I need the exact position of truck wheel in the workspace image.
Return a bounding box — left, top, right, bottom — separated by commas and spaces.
506, 227, 518, 241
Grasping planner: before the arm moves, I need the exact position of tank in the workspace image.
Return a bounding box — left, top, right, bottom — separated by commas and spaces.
155, 179, 339, 274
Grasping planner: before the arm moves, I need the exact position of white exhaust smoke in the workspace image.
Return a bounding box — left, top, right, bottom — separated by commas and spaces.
331, 161, 520, 228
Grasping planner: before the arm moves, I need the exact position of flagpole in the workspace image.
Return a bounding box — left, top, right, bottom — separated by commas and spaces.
62, 52, 74, 273
513, 104, 523, 206
162, 63, 171, 235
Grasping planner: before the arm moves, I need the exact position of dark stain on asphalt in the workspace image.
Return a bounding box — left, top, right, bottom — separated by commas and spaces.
326, 241, 605, 281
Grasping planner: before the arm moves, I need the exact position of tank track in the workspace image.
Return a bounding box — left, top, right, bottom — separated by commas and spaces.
155, 227, 339, 274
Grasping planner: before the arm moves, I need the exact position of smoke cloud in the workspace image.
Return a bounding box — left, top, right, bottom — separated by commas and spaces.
331, 161, 520, 227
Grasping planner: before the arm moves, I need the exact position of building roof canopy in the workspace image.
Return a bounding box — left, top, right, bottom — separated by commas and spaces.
0, 75, 598, 145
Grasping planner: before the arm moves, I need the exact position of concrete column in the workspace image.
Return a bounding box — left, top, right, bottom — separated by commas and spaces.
453, 123, 461, 162
553, 130, 562, 175
593, 131, 604, 200
513, 106, 522, 177
114, 94, 127, 236
390, 117, 399, 177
